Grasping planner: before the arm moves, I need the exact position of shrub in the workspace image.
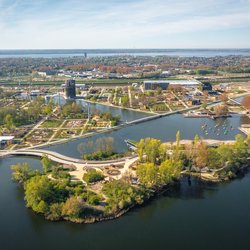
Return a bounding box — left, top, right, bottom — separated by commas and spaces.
83, 170, 104, 184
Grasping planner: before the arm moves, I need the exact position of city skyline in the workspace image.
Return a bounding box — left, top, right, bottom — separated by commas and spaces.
0, 0, 250, 49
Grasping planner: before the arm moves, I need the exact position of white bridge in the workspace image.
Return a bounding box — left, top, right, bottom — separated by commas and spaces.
0, 149, 137, 168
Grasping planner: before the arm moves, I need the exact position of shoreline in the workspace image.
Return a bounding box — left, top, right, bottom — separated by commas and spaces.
82, 98, 158, 115
32, 165, 249, 224
2, 92, 248, 152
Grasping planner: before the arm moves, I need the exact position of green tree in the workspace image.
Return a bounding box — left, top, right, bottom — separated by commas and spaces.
4, 114, 14, 130
176, 130, 181, 149
83, 170, 104, 184
62, 197, 84, 219
121, 95, 129, 107
144, 138, 161, 164
102, 180, 144, 213
202, 102, 208, 110
41, 154, 53, 173
207, 148, 222, 169
24, 175, 54, 213
194, 142, 208, 168
136, 163, 159, 188
159, 143, 168, 162
233, 134, 248, 163
159, 158, 182, 184
11, 163, 33, 184
36, 200, 49, 214
43, 105, 53, 116
47, 203, 63, 221
137, 139, 146, 162
217, 144, 234, 165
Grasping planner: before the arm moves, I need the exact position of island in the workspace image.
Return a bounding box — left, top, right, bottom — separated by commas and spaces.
11, 132, 250, 223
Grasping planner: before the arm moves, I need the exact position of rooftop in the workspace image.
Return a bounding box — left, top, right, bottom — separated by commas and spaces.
144, 80, 201, 85
0, 136, 14, 142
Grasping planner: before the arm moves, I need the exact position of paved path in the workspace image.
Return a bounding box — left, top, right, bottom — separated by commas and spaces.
128, 86, 133, 108
1, 148, 137, 167
171, 91, 189, 108
0, 149, 138, 181
24, 117, 47, 139
47, 120, 67, 142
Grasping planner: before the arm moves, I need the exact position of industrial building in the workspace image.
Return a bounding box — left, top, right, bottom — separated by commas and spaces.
65, 79, 76, 99
144, 80, 201, 91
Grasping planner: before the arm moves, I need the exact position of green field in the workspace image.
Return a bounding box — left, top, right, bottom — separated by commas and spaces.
40, 120, 63, 128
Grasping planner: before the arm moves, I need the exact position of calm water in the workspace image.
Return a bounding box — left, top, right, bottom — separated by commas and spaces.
0, 49, 250, 58
46, 113, 250, 158
1, 105, 250, 250
1, 157, 250, 250
51, 96, 151, 122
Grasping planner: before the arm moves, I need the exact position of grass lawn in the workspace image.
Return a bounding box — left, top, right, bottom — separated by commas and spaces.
40, 119, 63, 128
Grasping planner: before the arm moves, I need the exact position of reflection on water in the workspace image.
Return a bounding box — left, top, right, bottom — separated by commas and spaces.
1, 156, 250, 249
46, 114, 250, 158
50, 96, 150, 122
2, 100, 250, 249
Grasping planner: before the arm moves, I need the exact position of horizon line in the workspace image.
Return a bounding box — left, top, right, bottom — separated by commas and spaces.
0, 48, 250, 51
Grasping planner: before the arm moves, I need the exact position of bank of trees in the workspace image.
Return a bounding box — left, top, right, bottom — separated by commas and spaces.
78, 137, 123, 160
11, 163, 103, 222
100, 112, 120, 126
102, 180, 147, 213
136, 132, 250, 188
11, 131, 250, 223
61, 102, 84, 118
0, 97, 45, 129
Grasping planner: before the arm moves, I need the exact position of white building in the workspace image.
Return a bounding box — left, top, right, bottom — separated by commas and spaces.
0, 136, 14, 148
144, 80, 201, 90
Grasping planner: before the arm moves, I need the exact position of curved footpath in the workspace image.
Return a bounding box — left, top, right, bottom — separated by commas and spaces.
0, 149, 137, 167
0, 149, 139, 181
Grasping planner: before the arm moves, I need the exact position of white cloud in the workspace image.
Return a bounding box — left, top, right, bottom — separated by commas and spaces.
0, 0, 249, 48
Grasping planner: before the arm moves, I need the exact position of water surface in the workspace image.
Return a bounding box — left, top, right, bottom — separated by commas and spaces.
1, 157, 250, 250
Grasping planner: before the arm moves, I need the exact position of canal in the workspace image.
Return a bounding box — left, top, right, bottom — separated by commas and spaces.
1, 103, 250, 250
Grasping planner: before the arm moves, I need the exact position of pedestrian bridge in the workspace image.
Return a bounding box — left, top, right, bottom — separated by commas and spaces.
0, 149, 137, 168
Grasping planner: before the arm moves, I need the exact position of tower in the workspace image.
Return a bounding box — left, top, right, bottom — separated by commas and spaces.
65, 79, 76, 99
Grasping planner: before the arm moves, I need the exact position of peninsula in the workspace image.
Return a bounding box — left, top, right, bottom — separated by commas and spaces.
11, 133, 250, 223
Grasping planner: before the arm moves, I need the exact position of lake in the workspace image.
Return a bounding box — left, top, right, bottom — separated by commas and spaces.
1, 104, 250, 250
0, 49, 250, 58
1, 157, 250, 250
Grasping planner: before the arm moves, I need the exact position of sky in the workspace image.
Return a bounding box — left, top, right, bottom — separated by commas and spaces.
0, 0, 250, 49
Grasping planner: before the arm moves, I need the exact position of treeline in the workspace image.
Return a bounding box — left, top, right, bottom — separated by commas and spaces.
11, 158, 103, 222
11, 133, 250, 224
0, 97, 45, 129
136, 132, 250, 187
78, 137, 124, 160
11, 156, 148, 222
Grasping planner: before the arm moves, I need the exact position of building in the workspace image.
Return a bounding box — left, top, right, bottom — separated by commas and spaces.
144, 81, 169, 90
144, 80, 200, 91
37, 70, 57, 77
201, 82, 213, 91
30, 90, 41, 96
65, 79, 76, 99
0, 136, 14, 149
161, 71, 172, 77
